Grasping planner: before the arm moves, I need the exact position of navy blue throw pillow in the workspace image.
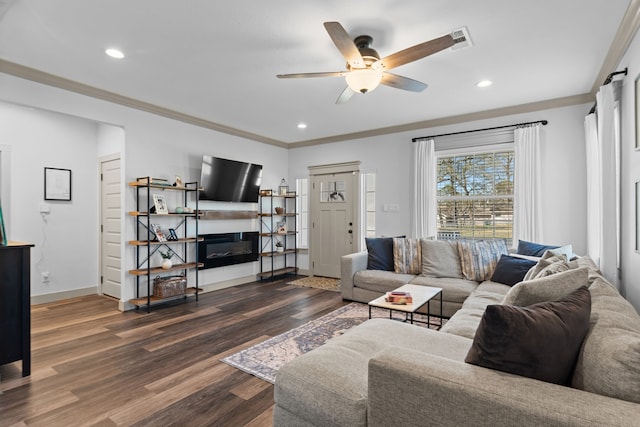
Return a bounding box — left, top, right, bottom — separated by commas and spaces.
491, 254, 537, 286
517, 240, 560, 257
365, 237, 395, 271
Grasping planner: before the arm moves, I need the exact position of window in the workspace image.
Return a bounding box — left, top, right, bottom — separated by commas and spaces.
363, 172, 376, 238
436, 150, 514, 242
296, 178, 308, 248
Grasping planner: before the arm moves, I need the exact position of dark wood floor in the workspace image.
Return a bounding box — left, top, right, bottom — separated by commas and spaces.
0, 276, 346, 426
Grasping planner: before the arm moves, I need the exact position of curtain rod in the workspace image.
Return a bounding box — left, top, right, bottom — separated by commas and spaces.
588, 67, 628, 114
411, 119, 548, 142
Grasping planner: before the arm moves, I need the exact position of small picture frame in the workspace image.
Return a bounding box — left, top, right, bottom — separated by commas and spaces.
276, 220, 287, 234
151, 223, 166, 242
260, 189, 272, 196
153, 194, 168, 214
168, 228, 179, 241
44, 167, 72, 201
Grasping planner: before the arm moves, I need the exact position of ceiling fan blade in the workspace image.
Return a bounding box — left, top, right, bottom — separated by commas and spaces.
324, 21, 366, 69
372, 34, 455, 71
336, 86, 356, 104
381, 73, 428, 92
277, 71, 347, 79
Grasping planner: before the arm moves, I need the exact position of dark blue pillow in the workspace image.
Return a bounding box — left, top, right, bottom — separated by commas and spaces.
491, 254, 537, 286
517, 240, 560, 257
365, 237, 394, 271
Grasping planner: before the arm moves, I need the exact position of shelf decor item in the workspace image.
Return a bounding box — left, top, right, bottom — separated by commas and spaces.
153, 194, 169, 214
153, 274, 187, 298
160, 248, 174, 269
279, 178, 289, 196
151, 223, 166, 242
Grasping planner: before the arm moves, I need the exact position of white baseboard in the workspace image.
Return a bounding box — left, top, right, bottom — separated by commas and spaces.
31, 286, 97, 305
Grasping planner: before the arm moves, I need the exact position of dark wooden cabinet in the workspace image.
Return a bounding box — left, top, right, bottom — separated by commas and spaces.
0, 241, 33, 376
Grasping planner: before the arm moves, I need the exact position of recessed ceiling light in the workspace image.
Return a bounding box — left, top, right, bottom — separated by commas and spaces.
105, 48, 125, 59
297, 123, 307, 129
476, 80, 492, 88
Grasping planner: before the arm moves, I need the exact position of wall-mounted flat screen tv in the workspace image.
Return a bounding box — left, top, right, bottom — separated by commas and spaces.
199, 155, 263, 203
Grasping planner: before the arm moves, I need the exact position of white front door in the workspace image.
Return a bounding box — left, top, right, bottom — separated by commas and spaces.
310, 170, 358, 278
100, 157, 121, 298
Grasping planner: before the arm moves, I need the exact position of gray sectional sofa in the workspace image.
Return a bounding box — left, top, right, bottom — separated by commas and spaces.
273, 239, 640, 426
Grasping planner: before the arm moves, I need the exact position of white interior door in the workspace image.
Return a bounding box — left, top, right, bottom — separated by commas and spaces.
100, 157, 121, 298
310, 170, 358, 278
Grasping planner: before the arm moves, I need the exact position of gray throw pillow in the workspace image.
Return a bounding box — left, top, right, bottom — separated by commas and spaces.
522, 252, 569, 281
466, 286, 591, 385
502, 267, 588, 307
420, 239, 463, 278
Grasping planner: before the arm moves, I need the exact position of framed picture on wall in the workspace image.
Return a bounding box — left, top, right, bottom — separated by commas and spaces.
636, 182, 640, 252
636, 73, 640, 150
0, 198, 6, 246
44, 167, 71, 201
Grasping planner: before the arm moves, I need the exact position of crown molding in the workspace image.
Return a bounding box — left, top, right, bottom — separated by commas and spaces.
0, 59, 288, 148
590, 0, 640, 95
288, 93, 593, 148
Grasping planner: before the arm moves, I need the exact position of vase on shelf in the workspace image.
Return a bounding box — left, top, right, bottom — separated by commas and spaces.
160, 249, 174, 269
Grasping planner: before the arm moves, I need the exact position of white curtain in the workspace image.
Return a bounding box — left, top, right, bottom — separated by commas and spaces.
586, 80, 622, 287
513, 124, 542, 243
584, 113, 600, 265
412, 139, 437, 238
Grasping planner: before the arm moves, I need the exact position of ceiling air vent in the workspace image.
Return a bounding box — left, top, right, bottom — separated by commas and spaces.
451, 26, 473, 50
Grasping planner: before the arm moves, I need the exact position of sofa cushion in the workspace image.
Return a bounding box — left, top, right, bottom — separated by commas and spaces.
568, 255, 604, 285
274, 319, 472, 427
502, 267, 589, 307
517, 239, 560, 257
365, 237, 395, 271
393, 238, 421, 274
490, 254, 537, 286
353, 270, 417, 294
457, 239, 508, 282
572, 278, 640, 404
420, 239, 463, 278
465, 286, 591, 385
409, 276, 478, 304
440, 282, 511, 339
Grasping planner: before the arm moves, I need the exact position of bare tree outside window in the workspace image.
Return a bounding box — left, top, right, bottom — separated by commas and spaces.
436, 151, 514, 242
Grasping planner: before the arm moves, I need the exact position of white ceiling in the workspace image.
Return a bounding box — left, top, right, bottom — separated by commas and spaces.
0, 0, 635, 145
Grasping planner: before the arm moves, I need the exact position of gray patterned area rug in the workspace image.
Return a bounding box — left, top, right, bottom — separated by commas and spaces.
221, 302, 441, 383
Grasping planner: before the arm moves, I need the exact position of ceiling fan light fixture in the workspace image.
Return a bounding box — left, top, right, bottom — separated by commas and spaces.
345, 69, 382, 94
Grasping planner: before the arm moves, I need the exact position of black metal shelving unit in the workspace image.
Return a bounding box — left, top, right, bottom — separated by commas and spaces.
128, 177, 202, 312
258, 193, 298, 280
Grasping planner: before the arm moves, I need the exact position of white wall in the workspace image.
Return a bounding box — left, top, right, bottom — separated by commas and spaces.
290, 103, 590, 255
0, 101, 99, 297
0, 74, 289, 308
618, 27, 640, 312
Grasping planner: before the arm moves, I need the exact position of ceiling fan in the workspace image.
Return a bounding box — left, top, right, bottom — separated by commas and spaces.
277, 21, 456, 104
